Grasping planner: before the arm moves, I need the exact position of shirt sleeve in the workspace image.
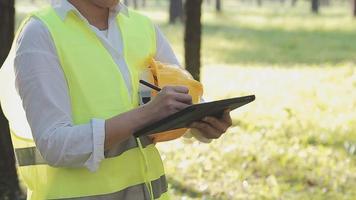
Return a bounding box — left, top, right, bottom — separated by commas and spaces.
14, 18, 105, 171
154, 25, 181, 66
154, 25, 212, 143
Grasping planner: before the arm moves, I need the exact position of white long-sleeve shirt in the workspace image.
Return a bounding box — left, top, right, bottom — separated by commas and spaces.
5, 1, 209, 172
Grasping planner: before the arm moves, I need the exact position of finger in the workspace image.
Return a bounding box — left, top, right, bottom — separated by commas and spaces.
171, 86, 189, 94
172, 101, 191, 111
161, 86, 186, 94
173, 93, 192, 105
221, 109, 232, 126
189, 121, 222, 139
201, 117, 229, 133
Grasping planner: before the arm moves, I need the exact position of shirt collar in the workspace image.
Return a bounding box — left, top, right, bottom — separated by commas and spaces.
52, 0, 129, 21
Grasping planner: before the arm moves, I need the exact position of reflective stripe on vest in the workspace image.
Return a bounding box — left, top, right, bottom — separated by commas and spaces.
15, 137, 153, 166
55, 175, 167, 200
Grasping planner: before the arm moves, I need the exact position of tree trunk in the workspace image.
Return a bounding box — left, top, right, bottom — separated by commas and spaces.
169, 0, 184, 24
257, 0, 262, 7
216, 0, 222, 12
321, 0, 330, 6
184, 0, 203, 81
311, 0, 319, 14
353, 0, 356, 17
0, 0, 14, 64
0, 0, 23, 199
291, 0, 297, 7
133, 0, 138, 9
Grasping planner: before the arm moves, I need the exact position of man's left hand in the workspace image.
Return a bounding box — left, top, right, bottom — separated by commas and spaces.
189, 109, 233, 139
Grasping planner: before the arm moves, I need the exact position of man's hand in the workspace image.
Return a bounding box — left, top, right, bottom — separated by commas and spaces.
189, 110, 233, 139
144, 85, 193, 122
105, 85, 192, 150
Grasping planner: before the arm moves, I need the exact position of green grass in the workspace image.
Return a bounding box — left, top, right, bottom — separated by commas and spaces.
143, 3, 356, 200
159, 65, 356, 200
15, 1, 356, 199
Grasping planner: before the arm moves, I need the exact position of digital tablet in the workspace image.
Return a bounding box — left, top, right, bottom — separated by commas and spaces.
134, 95, 255, 137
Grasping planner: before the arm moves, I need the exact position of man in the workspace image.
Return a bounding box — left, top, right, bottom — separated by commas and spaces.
0, 0, 232, 199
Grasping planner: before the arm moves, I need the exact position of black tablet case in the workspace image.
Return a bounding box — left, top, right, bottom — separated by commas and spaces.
134, 95, 255, 137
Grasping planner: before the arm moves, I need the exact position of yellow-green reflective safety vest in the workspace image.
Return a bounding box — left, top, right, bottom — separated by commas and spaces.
7, 7, 168, 200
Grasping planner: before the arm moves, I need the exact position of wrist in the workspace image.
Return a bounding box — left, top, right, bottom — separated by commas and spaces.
132, 104, 156, 133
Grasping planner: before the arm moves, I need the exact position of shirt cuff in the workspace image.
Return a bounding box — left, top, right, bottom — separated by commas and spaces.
184, 128, 212, 143
84, 118, 105, 172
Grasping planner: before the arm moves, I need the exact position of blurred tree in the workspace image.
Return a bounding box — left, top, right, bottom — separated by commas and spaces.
169, 0, 184, 24
0, 0, 14, 64
133, 0, 138, 9
0, 1, 24, 199
353, 0, 356, 17
216, 0, 222, 12
184, 0, 203, 81
291, 0, 298, 7
123, 0, 140, 8
257, 0, 263, 7
311, 0, 319, 13
321, 0, 330, 6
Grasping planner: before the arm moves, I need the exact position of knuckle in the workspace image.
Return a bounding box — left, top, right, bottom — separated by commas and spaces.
188, 95, 193, 101
166, 85, 174, 90
164, 92, 175, 100
183, 93, 191, 98
194, 123, 202, 128
162, 86, 169, 92
208, 118, 216, 124
212, 134, 220, 139
182, 86, 189, 93
176, 86, 188, 93
211, 117, 218, 123
206, 135, 214, 139
163, 86, 173, 93
202, 123, 209, 129
203, 132, 213, 139
197, 123, 205, 129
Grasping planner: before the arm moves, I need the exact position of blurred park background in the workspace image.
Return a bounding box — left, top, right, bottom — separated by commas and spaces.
1, 0, 356, 199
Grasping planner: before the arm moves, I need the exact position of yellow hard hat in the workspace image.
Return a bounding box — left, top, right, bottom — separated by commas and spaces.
144, 58, 203, 143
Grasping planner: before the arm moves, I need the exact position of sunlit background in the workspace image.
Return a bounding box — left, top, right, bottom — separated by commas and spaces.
13, 0, 356, 199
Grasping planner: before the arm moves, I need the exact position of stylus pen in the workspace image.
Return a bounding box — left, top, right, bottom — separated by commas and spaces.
139, 80, 161, 92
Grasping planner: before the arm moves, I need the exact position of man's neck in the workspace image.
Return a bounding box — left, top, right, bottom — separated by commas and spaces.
68, 0, 109, 30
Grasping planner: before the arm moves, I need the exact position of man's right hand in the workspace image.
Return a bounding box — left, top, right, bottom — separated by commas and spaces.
143, 85, 192, 122
105, 85, 192, 150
